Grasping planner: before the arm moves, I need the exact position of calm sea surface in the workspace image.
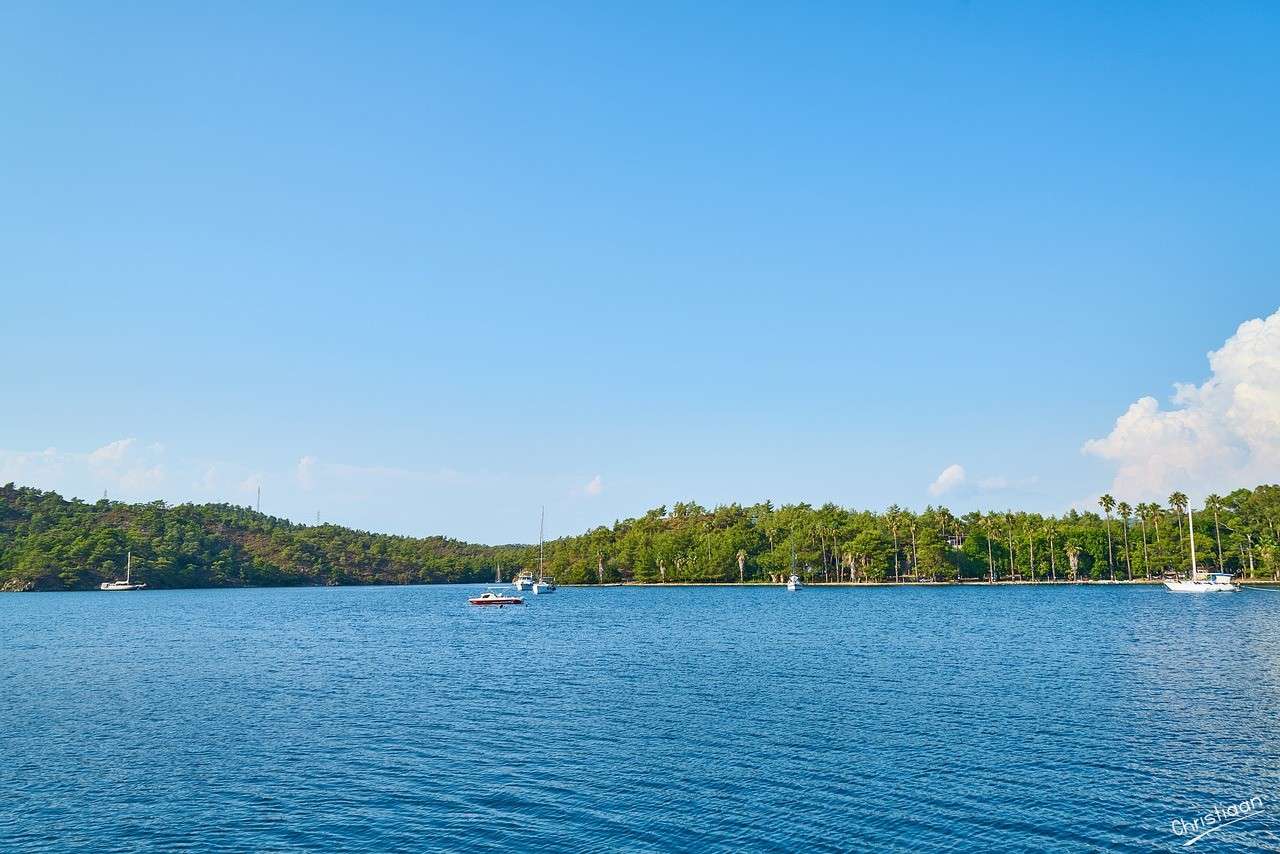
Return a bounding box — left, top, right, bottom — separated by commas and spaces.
3, 584, 1280, 852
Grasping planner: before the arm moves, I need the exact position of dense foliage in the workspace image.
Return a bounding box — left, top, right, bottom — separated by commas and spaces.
3, 483, 1280, 591
0, 484, 516, 591
539, 487, 1280, 585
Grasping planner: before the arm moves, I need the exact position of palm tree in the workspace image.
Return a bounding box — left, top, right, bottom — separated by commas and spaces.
1205, 494, 1225, 570
1169, 491, 1190, 574
1045, 521, 1057, 581
909, 520, 919, 582
1116, 502, 1133, 580
1169, 491, 1188, 549
1099, 494, 1116, 580
1135, 502, 1152, 578
982, 514, 998, 582
886, 505, 902, 583
1004, 510, 1017, 579
1027, 523, 1036, 581
1066, 542, 1081, 581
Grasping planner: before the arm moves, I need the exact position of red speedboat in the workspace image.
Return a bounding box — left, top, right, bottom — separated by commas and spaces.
468, 588, 525, 607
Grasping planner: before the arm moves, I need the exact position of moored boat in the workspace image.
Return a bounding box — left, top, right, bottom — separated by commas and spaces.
1164, 502, 1239, 592
468, 588, 525, 607
100, 552, 147, 591
1164, 572, 1238, 592
532, 507, 557, 593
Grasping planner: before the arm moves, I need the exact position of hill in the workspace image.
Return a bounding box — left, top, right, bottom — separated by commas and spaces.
3, 482, 1278, 590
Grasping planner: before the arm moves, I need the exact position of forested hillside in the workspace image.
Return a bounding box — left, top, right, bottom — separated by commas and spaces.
3, 482, 1279, 590
0, 484, 516, 591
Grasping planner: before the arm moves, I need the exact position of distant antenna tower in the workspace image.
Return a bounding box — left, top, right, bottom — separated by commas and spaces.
316, 510, 320, 525
256, 486, 261, 513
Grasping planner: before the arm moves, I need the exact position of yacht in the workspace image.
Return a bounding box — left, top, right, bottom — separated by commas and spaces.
468, 588, 524, 607
513, 570, 535, 592
533, 507, 556, 594
1164, 503, 1239, 592
1164, 572, 1238, 592
100, 552, 147, 591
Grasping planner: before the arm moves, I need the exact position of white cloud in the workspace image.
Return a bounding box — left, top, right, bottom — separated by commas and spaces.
584, 474, 604, 496
1084, 307, 1280, 500
1, 438, 166, 497
295, 455, 415, 493
0, 441, 562, 542
928, 464, 966, 496
0, 447, 63, 485
88, 438, 136, 464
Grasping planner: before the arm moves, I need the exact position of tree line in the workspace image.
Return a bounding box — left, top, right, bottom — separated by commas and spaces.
3, 482, 1279, 591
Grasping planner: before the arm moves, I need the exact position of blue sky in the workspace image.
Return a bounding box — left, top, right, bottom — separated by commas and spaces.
2, 2, 1278, 542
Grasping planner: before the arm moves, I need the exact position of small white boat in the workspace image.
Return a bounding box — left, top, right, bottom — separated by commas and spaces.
513, 570, 535, 592
534, 575, 557, 594
100, 552, 147, 591
1164, 503, 1238, 592
468, 587, 524, 607
786, 573, 801, 592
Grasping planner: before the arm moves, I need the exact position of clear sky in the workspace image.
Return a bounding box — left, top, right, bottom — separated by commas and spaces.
3, 2, 1278, 543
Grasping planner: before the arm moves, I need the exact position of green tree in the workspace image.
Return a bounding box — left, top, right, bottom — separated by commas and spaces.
1098, 494, 1116, 580
1116, 501, 1133, 580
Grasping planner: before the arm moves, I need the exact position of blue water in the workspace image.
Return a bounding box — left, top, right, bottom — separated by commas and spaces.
3, 585, 1280, 852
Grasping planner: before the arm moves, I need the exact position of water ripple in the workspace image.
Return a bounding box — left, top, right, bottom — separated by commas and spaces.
3, 584, 1280, 851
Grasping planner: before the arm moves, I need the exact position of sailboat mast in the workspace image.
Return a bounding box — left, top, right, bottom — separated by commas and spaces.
1188, 504, 1198, 580
126, 550, 131, 584
539, 507, 545, 577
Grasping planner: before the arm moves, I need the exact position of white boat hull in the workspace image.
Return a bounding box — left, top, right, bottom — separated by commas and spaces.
99, 582, 146, 591
533, 583, 556, 594
1163, 579, 1238, 592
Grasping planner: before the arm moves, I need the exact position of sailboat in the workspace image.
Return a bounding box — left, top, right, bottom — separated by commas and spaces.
100, 551, 147, 591
533, 507, 557, 594
786, 545, 801, 591
1164, 502, 1238, 592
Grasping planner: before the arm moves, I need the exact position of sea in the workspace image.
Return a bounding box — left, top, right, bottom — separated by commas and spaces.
3, 584, 1279, 852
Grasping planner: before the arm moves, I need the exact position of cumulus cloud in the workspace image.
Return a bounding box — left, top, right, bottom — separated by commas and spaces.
0, 438, 166, 497
584, 474, 604, 496
1084, 307, 1280, 499
928, 464, 966, 496
88, 438, 136, 464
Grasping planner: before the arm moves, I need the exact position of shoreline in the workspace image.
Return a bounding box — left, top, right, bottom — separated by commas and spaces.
572, 579, 1280, 588
9, 578, 1280, 593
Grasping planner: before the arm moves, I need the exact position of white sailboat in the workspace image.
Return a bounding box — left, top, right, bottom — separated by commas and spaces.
1164, 502, 1238, 592
785, 545, 801, 591
533, 507, 556, 594
100, 551, 147, 591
